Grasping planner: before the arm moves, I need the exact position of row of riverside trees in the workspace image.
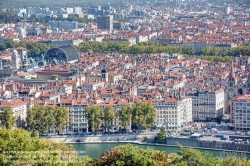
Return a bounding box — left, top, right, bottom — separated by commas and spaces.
26, 106, 69, 135
0, 106, 69, 135
196, 55, 233, 62
1, 40, 249, 62
1, 128, 250, 166
76, 41, 195, 55
200, 46, 250, 57
87, 101, 156, 132
77, 41, 250, 57
0, 102, 156, 135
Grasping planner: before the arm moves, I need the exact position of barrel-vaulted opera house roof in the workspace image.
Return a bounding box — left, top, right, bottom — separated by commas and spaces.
44, 45, 80, 64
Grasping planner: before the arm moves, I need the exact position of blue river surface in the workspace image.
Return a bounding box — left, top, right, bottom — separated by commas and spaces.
71, 142, 250, 159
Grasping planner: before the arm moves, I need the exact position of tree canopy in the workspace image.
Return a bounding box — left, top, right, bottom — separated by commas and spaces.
197, 55, 232, 62
94, 144, 172, 166
0, 128, 88, 165
0, 108, 16, 129
200, 46, 250, 57
155, 126, 167, 143
94, 144, 250, 166
86, 105, 104, 132
1, 128, 250, 166
0, 41, 50, 57
131, 102, 156, 130
104, 105, 117, 132
77, 41, 195, 55
119, 105, 133, 131
0, 11, 22, 24
26, 106, 69, 135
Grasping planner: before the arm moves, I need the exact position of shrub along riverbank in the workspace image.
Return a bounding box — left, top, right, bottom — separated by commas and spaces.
1, 128, 250, 166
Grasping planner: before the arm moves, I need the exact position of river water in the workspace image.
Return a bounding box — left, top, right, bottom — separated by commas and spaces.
71, 143, 250, 159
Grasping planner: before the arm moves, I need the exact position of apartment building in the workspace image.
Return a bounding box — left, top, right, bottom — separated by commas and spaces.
186, 88, 225, 122
0, 99, 28, 128
229, 94, 250, 131
45, 82, 73, 94
82, 81, 105, 91
68, 98, 132, 133
70, 98, 89, 133
97, 15, 113, 30
154, 97, 192, 130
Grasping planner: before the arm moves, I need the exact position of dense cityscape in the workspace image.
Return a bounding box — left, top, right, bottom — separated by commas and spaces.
0, 0, 250, 165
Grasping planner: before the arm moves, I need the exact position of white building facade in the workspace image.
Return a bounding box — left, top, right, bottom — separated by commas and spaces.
154, 97, 192, 130
230, 94, 250, 131
186, 89, 225, 122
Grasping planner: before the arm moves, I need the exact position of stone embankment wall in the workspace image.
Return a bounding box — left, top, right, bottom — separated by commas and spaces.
166, 137, 250, 152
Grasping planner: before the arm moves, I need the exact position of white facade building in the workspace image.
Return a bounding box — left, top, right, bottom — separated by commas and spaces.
154, 97, 192, 130
82, 81, 105, 92
186, 88, 225, 122
0, 99, 28, 128
70, 99, 88, 133
74, 7, 82, 15
230, 94, 250, 131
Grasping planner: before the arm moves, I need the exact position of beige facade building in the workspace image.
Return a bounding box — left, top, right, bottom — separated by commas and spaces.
154, 97, 192, 130
229, 94, 250, 131
0, 99, 28, 128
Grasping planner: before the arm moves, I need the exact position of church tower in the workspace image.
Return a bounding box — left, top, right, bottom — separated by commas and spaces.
227, 61, 237, 99
101, 64, 108, 82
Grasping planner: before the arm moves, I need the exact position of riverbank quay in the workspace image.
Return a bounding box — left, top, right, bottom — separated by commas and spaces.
46, 133, 156, 143
166, 137, 250, 152
46, 134, 250, 154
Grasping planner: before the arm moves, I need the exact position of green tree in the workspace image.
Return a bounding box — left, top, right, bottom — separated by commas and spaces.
4, 40, 15, 48
201, 46, 222, 56
212, 47, 222, 56
172, 143, 221, 166
182, 46, 195, 55
0, 43, 6, 51
104, 105, 116, 132
155, 126, 167, 143
197, 55, 232, 63
119, 105, 133, 132
229, 46, 250, 56
129, 45, 144, 55
201, 46, 212, 55
1, 41, 49, 57
33, 130, 39, 138
26, 106, 53, 135
54, 107, 69, 134
145, 45, 157, 54
86, 105, 104, 132
26, 106, 68, 135
0, 11, 22, 23
78, 42, 92, 52
0, 128, 88, 165
0, 108, 16, 129
95, 144, 171, 166
132, 102, 156, 130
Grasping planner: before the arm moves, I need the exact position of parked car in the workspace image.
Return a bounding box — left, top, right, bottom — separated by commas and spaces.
221, 135, 229, 140
87, 132, 94, 135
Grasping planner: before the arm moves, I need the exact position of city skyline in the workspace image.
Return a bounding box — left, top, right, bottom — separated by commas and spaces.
0, 0, 250, 160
